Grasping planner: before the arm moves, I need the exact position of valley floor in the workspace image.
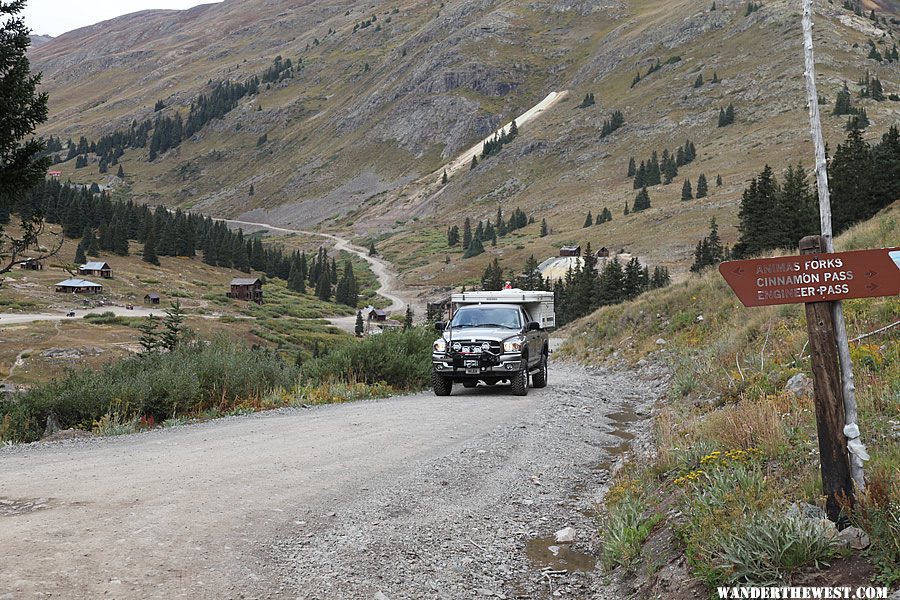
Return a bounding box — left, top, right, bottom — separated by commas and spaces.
0, 361, 668, 599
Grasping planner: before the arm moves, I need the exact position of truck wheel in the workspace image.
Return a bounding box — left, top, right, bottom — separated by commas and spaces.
432, 372, 453, 396
463, 381, 478, 388
510, 357, 529, 396
532, 351, 549, 389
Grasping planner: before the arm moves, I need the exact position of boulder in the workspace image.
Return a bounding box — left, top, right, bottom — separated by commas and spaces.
837, 526, 870, 550
554, 526, 576, 543
784, 373, 813, 399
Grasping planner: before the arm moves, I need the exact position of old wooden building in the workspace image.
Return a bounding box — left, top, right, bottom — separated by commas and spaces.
79, 261, 113, 279
55, 279, 103, 294
227, 278, 263, 303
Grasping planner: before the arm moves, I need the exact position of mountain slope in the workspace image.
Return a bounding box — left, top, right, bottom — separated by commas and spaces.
29, 0, 900, 283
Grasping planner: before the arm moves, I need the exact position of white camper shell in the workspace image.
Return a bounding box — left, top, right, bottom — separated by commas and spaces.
450, 289, 555, 329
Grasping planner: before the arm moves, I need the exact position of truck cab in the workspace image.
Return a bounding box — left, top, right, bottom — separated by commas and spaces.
431, 290, 554, 396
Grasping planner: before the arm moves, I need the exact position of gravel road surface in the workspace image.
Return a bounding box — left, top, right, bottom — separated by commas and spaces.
0, 361, 668, 600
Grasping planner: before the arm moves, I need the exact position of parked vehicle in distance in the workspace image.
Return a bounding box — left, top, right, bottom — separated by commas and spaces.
431, 289, 554, 396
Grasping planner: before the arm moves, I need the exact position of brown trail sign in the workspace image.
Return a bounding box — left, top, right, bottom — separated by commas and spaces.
719, 239, 898, 521
719, 246, 900, 307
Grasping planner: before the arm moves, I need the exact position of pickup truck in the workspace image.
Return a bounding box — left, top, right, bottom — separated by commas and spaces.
431, 290, 554, 396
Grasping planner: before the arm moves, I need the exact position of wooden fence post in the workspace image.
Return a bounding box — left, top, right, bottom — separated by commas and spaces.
799, 235, 853, 521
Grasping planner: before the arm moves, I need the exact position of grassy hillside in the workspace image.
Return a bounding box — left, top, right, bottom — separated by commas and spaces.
559, 203, 899, 592
28, 0, 900, 287
0, 226, 391, 386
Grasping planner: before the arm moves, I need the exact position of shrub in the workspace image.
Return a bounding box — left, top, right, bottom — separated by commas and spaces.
301, 327, 433, 389
1, 338, 299, 442
714, 508, 839, 585
600, 490, 662, 569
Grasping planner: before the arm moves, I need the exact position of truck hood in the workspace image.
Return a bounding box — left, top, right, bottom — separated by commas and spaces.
439, 327, 522, 343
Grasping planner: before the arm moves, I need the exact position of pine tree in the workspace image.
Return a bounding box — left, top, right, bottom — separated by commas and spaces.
633, 161, 646, 189
540, 218, 548, 237
690, 218, 727, 272
627, 157, 636, 177
583, 211, 593, 227
355, 310, 364, 336
315, 268, 332, 301
647, 151, 661, 185
711, 71, 719, 83
696, 173, 708, 198
161, 301, 185, 351
632, 187, 651, 212
403, 305, 413, 330
463, 235, 485, 258
694, 73, 704, 88
117, 164, 125, 178
368, 242, 378, 256
681, 178, 693, 201
441, 170, 448, 185
471, 155, 478, 170
138, 315, 161, 355
74, 243, 87, 265
447, 225, 460, 247
716, 174, 723, 186
463, 218, 472, 248
734, 165, 780, 257
143, 227, 160, 265
833, 82, 854, 115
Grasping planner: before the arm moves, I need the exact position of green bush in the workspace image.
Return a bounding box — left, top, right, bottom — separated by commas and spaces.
302, 327, 433, 389
600, 492, 663, 569
714, 508, 839, 585
1, 338, 299, 442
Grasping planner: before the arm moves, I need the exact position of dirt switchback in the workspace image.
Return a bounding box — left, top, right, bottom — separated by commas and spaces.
0, 361, 668, 599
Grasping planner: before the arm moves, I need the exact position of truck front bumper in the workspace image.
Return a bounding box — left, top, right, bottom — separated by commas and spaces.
432, 353, 522, 376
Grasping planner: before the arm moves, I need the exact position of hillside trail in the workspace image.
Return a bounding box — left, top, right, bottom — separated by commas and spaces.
220, 218, 414, 331
0, 360, 669, 599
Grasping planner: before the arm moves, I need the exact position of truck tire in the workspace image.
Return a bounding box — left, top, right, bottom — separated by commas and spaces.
531, 351, 549, 389
432, 372, 453, 396
510, 357, 529, 396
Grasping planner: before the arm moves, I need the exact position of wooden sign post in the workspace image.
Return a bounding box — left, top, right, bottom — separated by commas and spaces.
799, 236, 853, 521
719, 241, 899, 520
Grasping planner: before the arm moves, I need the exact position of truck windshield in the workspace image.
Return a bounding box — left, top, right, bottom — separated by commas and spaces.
450, 306, 522, 330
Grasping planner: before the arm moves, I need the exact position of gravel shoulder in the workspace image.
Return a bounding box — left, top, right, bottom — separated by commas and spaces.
0, 361, 668, 600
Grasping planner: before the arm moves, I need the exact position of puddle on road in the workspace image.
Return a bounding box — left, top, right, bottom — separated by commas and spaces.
593, 407, 638, 472
526, 536, 597, 572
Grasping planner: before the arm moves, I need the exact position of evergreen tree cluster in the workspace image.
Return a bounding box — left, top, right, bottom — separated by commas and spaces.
550, 243, 670, 326
599, 110, 625, 138
631, 139, 696, 188
631, 56, 683, 88
632, 187, 651, 212
693, 71, 720, 88
481, 121, 519, 159
595, 207, 613, 225
829, 125, 900, 234
717, 103, 735, 127
858, 71, 886, 101
690, 218, 729, 273
20, 179, 360, 306
261, 55, 296, 84
745, 2, 761, 16
732, 164, 819, 257
451, 206, 533, 258
60, 60, 280, 167
867, 40, 883, 62
578, 92, 596, 108
842, 0, 862, 15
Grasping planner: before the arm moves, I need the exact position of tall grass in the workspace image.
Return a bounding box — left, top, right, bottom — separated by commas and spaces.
575, 203, 899, 590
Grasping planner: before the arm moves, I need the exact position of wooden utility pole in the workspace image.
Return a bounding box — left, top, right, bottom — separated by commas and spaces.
801, 0, 866, 491
800, 236, 854, 521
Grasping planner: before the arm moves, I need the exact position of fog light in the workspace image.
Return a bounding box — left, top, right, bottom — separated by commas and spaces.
505, 363, 514, 370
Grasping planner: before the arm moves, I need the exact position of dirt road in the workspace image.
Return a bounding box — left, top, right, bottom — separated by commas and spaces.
0, 305, 166, 326
222, 219, 413, 332
0, 361, 668, 599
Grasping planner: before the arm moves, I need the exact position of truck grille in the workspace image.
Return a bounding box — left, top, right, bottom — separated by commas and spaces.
449, 340, 502, 355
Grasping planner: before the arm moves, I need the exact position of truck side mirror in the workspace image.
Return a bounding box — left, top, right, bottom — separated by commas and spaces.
528, 321, 541, 331
434, 322, 445, 332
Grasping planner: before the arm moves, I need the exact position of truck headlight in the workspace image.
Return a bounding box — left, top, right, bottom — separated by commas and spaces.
503, 339, 523, 353
433, 340, 447, 353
